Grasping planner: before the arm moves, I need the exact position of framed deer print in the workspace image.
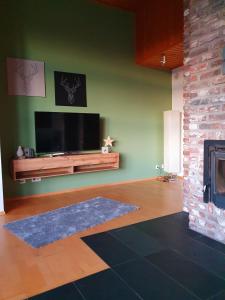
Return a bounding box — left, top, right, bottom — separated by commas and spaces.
7, 57, 45, 97
54, 71, 87, 107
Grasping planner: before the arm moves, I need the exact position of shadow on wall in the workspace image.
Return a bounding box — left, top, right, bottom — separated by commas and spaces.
0, 1, 40, 196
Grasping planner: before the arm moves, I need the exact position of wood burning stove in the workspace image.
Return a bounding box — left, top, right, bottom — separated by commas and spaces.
204, 140, 225, 209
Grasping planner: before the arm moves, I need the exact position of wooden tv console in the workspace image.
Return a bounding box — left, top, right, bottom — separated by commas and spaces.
11, 152, 119, 181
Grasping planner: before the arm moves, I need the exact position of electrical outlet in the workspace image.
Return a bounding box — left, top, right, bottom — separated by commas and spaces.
161, 164, 164, 169
19, 179, 26, 184
31, 178, 41, 183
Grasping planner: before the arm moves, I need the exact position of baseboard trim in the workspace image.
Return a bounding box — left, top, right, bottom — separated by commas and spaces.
6, 177, 160, 202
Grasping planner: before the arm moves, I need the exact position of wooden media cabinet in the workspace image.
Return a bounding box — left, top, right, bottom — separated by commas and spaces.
11, 152, 119, 181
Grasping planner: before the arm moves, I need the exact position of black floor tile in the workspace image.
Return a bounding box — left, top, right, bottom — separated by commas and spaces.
75, 269, 141, 300
189, 232, 225, 256
146, 212, 189, 229
135, 215, 225, 279
133, 212, 202, 238
211, 290, 225, 299
114, 258, 198, 300
134, 212, 198, 240
29, 283, 83, 300
173, 234, 225, 279
82, 232, 138, 266
166, 211, 189, 226
146, 249, 225, 300
158, 213, 225, 255
143, 212, 225, 255
109, 226, 165, 256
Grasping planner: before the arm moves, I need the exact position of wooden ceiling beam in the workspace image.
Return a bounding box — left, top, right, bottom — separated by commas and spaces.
136, 0, 184, 70
94, 0, 184, 70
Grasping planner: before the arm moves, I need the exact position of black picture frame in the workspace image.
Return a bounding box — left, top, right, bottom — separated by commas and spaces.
54, 71, 87, 107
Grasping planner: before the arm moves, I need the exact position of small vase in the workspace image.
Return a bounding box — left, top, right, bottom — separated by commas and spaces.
16, 146, 24, 159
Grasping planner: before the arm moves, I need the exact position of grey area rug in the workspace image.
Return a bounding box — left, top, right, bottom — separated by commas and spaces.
4, 197, 138, 248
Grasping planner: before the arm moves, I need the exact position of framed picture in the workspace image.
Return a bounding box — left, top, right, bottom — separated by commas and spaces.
54, 71, 87, 107
7, 57, 45, 97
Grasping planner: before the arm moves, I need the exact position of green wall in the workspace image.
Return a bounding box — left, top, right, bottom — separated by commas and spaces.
0, 0, 171, 198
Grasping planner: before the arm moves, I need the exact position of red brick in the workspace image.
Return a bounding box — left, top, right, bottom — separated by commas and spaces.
213, 75, 225, 85
200, 69, 221, 80
208, 113, 225, 121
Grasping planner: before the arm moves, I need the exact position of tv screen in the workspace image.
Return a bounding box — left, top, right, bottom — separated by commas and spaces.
35, 112, 100, 153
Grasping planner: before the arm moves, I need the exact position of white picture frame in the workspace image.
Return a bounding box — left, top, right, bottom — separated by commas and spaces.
7, 57, 45, 97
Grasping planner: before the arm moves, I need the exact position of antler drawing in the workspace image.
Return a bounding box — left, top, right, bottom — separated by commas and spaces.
60, 75, 81, 104
16, 62, 39, 93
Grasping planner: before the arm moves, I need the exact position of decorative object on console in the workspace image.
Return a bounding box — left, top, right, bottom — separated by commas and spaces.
7, 57, 45, 97
102, 136, 114, 153
16, 146, 25, 159
54, 71, 87, 107
104, 136, 114, 147
101, 146, 110, 154
24, 147, 35, 158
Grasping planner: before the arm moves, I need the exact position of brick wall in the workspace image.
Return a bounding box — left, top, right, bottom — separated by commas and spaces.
183, 0, 225, 242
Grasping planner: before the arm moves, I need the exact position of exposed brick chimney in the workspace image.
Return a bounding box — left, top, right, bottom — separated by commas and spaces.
183, 0, 225, 242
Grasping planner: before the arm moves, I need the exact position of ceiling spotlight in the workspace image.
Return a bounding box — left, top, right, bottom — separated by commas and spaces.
160, 54, 166, 66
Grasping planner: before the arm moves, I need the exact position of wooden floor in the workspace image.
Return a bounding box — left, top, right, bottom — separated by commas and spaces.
0, 179, 183, 300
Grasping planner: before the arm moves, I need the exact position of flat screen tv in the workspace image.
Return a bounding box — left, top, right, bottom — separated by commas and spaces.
35, 112, 100, 153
